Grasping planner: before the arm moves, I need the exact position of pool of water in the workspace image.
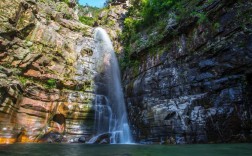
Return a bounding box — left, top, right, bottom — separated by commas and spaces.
0, 143, 251, 156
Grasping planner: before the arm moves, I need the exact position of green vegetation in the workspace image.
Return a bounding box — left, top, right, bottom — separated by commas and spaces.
78, 5, 103, 26
62, 0, 70, 5
82, 81, 93, 92
119, 0, 214, 70
213, 22, 221, 30
79, 16, 96, 26
64, 13, 72, 20
18, 76, 27, 85
46, 79, 57, 89
119, 0, 184, 70
104, 0, 113, 6
123, 0, 179, 36
17, 76, 57, 89
191, 11, 208, 24
77, 2, 116, 27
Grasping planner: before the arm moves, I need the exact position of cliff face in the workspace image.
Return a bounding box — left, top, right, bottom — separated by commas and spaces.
95, 1, 128, 53
0, 0, 95, 143
1, 0, 252, 145
122, 0, 252, 144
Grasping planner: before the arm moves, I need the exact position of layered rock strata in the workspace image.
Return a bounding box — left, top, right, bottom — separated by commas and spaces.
0, 0, 95, 143
123, 0, 252, 144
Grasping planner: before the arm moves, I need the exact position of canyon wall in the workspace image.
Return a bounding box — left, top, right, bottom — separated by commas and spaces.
0, 0, 129, 144
0, 0, 95, 143
123, 0, 252, 144
1, 0, 251, 145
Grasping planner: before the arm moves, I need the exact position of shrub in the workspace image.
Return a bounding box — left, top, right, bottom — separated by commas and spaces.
79, 16, 95, 26
62, 0, 70, 5
46, 79, 57, 89
133, 0, 178, 29
18, 76, 27, 85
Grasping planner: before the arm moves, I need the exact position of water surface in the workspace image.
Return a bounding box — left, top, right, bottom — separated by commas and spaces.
0, 143, 251, 156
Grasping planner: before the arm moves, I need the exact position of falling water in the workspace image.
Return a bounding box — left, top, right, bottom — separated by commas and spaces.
89, 27, 133, 144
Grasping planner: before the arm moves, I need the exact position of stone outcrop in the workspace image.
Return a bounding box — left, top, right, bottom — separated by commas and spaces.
95, 0, 128, 53
0, 0, 95, 143
123, 0, 252, 144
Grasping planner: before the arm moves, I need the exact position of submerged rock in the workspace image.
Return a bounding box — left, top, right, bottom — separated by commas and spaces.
88, 133, 111, 144
39, 132, 63, 143
78, 136, 86, 143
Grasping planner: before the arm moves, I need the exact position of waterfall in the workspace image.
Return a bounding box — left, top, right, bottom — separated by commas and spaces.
89, 27, 133, 144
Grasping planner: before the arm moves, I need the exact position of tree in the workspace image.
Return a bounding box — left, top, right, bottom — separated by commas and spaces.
104, 0, 113, 7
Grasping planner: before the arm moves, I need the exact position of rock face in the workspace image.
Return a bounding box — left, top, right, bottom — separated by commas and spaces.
1, 0, 252, 145
95, 0, 128, 53
0, 0, 95, 143
123, 0, 252, 144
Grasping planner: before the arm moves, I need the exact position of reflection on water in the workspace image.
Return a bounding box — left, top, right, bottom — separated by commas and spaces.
0, 144, 251, 156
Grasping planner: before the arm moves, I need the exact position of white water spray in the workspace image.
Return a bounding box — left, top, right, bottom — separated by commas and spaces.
89, 27, 133, 144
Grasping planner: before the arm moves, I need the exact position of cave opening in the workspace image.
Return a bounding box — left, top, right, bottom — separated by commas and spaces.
52, 114, 65, 125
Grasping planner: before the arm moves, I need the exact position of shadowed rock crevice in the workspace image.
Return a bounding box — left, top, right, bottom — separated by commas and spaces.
53, 114, 65, 125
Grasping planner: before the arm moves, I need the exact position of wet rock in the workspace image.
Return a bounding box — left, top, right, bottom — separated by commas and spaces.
40, 132, 63, 143
78, 136, 86, 143
89, 133, 111, 144
123, 0, 252, 144
69, 137, 80, 143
